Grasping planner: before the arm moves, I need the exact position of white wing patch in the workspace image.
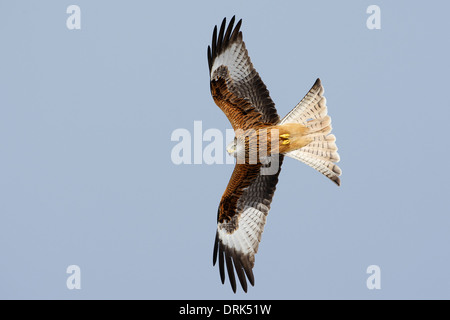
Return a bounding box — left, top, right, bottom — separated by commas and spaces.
211, 41, 252, 83
217, 205, 267, 263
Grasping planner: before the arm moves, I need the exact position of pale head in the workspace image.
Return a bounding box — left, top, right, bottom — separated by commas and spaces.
226, 139, 237, 157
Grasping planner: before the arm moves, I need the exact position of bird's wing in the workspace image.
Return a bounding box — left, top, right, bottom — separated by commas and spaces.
208, 16, 280, 130
213, 155, 284, 292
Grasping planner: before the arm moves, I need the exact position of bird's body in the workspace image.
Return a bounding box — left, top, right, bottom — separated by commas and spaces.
208, 17, 342, 293
226, 123, 312, 159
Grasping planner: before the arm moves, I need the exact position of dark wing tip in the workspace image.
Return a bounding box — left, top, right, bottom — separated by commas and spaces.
242, 259, 255, 287
216, 18, 227, 51
232, 255, 248, 293
208, 16, 243, 72
213, 231, 219, 266
225, 252, 237, 293
214, 234, 256, 293
218, 242, 225, 284
229, 15, 236, 30
207, 46, 212, 71
211, 25, 218, 59
231, 19, 242, 42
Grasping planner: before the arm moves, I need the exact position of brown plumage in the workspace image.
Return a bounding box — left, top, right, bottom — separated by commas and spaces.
208, 16, 341, 293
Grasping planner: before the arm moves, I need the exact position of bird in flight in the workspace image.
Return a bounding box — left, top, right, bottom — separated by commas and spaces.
208, 16, 341, 293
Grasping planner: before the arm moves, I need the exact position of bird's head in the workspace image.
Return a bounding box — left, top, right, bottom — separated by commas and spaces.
226, 138, 237, 157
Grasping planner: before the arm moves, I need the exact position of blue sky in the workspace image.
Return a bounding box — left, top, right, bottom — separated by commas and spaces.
1, 0, 449, 299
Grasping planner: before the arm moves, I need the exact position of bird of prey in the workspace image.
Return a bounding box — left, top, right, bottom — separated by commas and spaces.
208, 16, 341, 293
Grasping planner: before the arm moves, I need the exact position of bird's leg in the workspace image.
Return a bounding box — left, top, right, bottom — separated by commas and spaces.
280, 133, 290, 145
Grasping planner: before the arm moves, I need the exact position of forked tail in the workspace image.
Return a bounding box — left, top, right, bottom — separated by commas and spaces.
279, 78, 341, 186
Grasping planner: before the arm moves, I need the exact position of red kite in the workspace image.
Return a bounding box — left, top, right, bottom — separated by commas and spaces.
208, 16, 341, 293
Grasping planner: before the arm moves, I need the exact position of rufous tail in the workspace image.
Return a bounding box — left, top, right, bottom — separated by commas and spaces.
279, 78, 341, 186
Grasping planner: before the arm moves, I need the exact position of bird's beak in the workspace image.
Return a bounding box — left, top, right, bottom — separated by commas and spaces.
226, 143, 236, 155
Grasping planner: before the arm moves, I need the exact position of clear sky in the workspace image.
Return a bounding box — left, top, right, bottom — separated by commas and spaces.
1, 0, 449, 299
